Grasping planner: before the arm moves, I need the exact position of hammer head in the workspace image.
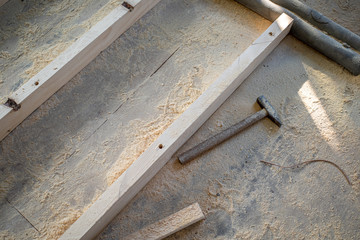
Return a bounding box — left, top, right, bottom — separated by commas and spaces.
257, 95, 282, 127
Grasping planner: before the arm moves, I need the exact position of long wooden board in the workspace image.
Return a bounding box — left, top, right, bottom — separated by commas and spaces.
0, 0, 161, 141
60, 13, 294, 240
124, 203, 204, 240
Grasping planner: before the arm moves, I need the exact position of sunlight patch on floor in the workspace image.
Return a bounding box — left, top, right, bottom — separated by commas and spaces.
298, 81, 339, 151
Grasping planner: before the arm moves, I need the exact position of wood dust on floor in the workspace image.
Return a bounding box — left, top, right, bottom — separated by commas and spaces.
0, 0, 359, 239
97, 1, 360, 239
0, 0, 122, 103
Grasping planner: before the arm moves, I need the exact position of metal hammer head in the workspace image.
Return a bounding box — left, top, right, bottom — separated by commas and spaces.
257, 95, 282, 127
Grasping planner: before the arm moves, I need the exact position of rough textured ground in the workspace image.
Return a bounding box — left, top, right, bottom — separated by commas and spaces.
0, 0, 359, 239
0, 0, 118, 103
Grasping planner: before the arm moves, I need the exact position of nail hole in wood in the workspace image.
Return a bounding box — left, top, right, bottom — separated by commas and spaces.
269, 32, 273, 36
122, 1, 134, 12
35, 81, 39, 86
158, 144, 164, 149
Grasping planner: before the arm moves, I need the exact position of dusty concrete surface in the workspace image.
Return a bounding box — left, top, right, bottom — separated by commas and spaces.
0, 0, 117, 103
0, 0, 359, 239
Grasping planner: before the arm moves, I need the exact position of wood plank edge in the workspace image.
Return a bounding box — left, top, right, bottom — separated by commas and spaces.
0, 0, 161, 142
60, 13, 293, 240
124, 202, 205, 240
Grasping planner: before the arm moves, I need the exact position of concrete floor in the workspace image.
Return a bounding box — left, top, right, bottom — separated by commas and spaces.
0, 0, 359, 239
0, 0, 112, 103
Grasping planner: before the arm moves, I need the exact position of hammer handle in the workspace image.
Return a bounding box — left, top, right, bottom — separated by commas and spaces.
178, 108, 268, 164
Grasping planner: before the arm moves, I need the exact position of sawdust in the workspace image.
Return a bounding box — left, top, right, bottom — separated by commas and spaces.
0, 1, 125, 238
106, 66, 204, 185
0, 50, 11, 58
104, 0, 269, 188
21, 0, 122, 79
1, 0, 359, 239
0, 231, 15, 240
0, 175, 14, 200
350, 172, 360, 194
111, 2, 359, 238
0, 0, 122, 102
205, 179, 243, 215
24, 43, 69, 78
43, 208, 82, 240
34, 182, 102, 240
0, 229, 36, 240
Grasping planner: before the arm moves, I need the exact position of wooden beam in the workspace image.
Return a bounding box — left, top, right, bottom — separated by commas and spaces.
124, 203, 204, 240
60, 13, 293, 240
0, 0, 161, 141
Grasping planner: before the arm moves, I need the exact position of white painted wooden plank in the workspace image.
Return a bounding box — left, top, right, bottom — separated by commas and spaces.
0, 0, 161, 141
123, 203, 204, 240
60, 13, 293, 240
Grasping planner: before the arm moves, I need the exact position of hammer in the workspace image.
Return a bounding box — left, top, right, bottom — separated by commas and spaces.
178, 96, 282, 164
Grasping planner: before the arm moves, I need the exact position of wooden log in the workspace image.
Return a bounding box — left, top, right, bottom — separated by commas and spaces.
124, 203, 205, 240
271, 0, 360, 51
234, 0, 360, 75
0, 0, 161, 141
59, 13, 294, 240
